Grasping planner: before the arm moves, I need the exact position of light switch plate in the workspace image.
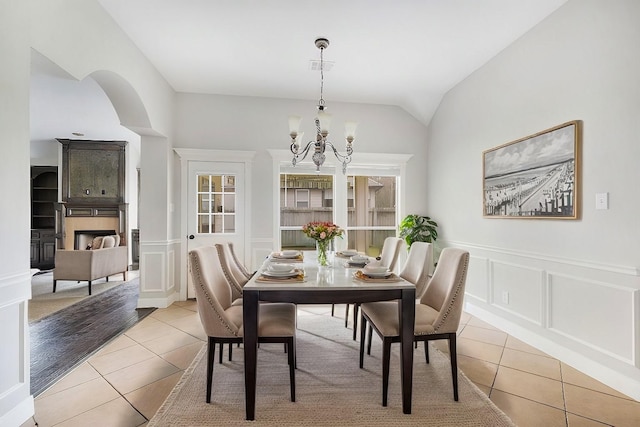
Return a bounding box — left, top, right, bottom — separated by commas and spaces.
595, 192, 609, 210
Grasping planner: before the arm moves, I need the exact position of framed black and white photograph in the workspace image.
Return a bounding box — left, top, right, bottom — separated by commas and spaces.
483, 120, 581, 219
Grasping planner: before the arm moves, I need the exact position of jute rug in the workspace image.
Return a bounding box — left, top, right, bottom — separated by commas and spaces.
29, 270, 139, 322
149, 311, 515, 426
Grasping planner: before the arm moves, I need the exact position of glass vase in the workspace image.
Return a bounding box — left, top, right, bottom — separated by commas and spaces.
316, 239, 334, 267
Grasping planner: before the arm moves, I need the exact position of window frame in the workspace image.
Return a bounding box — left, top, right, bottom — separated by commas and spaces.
270, 150, 412, 252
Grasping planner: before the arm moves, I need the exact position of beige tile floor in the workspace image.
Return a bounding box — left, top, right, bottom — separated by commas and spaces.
23, 303, 640, 427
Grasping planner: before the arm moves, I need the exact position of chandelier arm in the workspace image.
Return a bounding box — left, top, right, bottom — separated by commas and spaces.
291, 140, 315, 166
324, 142, 352, 164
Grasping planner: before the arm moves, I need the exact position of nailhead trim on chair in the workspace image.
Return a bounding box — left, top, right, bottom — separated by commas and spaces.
431, 253, 469, 334
190, 251, 239, 337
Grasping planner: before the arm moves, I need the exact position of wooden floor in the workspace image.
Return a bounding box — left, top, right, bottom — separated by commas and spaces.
30, 277, 155, 396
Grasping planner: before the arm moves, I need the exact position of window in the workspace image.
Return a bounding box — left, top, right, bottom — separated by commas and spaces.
273, 151, 409, 253
197, 174, 236, 233
346, 175, 397, 257
280, 174, 334, 250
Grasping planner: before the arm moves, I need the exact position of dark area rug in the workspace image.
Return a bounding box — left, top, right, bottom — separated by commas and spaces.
30, 277, 155, 396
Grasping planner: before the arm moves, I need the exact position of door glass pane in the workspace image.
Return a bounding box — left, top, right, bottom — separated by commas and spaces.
196, 173, 236, 234
197, 214, 210, 233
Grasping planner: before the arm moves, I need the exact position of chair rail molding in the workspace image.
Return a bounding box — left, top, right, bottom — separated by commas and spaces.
442, 239, 640, 401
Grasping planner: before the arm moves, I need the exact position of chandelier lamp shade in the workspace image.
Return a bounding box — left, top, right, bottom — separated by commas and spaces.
289, 38, 358, 173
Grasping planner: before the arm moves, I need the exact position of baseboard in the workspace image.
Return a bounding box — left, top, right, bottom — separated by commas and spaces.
0, 394, 34, 427
137, 291, 178, 309
465, 302, 640, 401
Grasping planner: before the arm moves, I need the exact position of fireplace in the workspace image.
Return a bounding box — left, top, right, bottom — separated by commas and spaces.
74, 229, 117, 250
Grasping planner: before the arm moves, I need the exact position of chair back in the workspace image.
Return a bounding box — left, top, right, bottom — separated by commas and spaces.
215, 243, 245, 300
399, 242, 432, 298
419, 247, 469, 334
379, 237, 403, 271
227, 242, 252, 279
189, 246, 241, 337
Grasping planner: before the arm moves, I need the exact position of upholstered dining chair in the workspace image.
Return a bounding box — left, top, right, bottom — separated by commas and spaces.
400, 241, 433, 300
343, 236, 405, 340
227, 242, 255, 280
189, 246, 297, 403
359, 247, 470, 406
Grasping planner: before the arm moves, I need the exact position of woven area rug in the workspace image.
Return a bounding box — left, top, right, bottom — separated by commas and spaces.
149, 311, 515, 426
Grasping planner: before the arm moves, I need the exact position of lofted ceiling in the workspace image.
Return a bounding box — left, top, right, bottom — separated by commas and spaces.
96, 0, 568, 125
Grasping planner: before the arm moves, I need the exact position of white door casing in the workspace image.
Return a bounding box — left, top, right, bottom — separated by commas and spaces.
175, 149, 255, 300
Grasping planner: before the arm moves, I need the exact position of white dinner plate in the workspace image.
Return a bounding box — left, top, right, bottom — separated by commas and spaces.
267, 263, 296, 272
274, 251, 301, 259
363, 271, 392, 278
261, 269, 300, 278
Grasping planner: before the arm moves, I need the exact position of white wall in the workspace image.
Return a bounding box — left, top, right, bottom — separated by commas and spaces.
427, 0, 640, 399
173, 93, 430, 242
1, 1, 177, 423
0, 2, 34, 426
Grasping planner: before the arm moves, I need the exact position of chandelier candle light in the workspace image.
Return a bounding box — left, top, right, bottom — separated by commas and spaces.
289, 38, 358, 174
302, 221, 344, 267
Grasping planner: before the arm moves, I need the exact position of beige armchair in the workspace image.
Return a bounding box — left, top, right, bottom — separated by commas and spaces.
359, 247, 470, 405
189, 245, 297, 403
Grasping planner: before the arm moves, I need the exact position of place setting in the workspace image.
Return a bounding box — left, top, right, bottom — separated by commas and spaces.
353, 264, 402, 282
256, 262, 305, 282
269, 250, 304, 263
337, 249, 371, 268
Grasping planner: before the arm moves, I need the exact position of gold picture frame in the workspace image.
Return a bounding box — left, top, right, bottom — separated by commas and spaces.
483, 120, 581, 219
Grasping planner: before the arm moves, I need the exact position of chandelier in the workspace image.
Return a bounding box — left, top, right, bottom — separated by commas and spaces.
288, 38, 358, 174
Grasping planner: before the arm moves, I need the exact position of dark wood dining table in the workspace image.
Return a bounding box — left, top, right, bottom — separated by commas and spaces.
242, 252, 415, 420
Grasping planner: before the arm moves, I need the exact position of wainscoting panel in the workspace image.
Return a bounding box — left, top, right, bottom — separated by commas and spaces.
140, 251, 165, 293
548, 272, 636, 364
491, 260, 544, 325
447, 240, 640, 399
466, 255, 489, 302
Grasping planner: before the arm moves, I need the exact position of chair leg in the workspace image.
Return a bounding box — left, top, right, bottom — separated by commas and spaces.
359, 315, 367, 368
382, 338, 391, 407
367, 322, 373, 355
206, 337, 215, 403
229, 342, 233, 361
53, 280, 57, 293
331, 304, 335, 316
424, 340, 430, 364
448, 334, 459, 401
88, 281, 92, 295
352, 303, 360, 341
344, 304, 350, 327
219, 342, 224, 364
287, 337, 296, 402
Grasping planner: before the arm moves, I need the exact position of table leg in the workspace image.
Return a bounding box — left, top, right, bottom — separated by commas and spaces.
243, 291, 259, 420
400, 288, 415, 414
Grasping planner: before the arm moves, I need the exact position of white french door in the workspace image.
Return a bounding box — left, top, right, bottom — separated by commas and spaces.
186, 161, 245, 298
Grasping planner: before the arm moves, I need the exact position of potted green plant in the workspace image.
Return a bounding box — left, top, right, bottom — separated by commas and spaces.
398, 214, 438, 248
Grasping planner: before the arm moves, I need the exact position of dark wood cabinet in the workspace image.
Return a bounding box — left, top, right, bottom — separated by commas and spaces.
31, 166, 58, 269
31, 166, 58, 229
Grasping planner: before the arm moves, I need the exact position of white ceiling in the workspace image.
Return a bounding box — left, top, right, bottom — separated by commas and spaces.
96, 0, 568, 125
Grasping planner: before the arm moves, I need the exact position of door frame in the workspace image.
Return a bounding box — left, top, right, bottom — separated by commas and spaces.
175, 148, 255, 301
